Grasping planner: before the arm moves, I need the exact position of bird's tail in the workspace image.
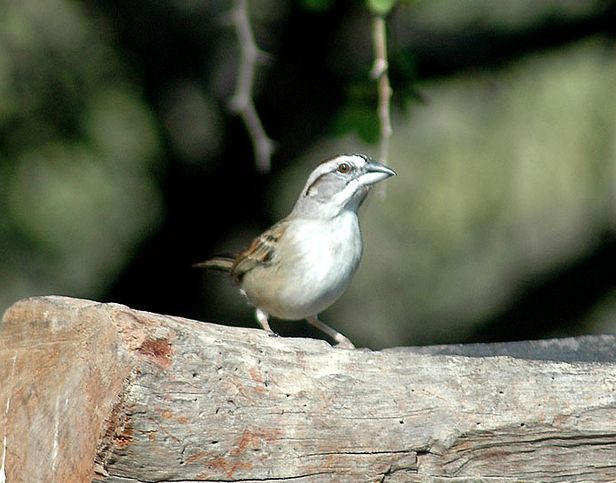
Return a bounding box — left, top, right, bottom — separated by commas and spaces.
192, 256, 235, 272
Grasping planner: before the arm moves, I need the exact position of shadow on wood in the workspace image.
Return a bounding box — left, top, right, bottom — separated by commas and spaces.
1, 296, 616, 482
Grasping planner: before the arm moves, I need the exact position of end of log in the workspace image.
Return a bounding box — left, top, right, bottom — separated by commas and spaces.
1, 296, 616, 482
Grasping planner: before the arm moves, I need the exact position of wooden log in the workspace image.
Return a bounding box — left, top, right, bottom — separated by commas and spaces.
1, 296, 616, 482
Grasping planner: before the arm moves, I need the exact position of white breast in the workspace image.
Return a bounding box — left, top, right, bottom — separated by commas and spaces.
243, 211, 363, 320
291, 213, 362, 289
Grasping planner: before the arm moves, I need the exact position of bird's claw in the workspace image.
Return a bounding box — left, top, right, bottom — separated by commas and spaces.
334, 336, 355, 349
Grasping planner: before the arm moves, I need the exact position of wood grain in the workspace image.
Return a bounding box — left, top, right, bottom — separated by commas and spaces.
1, 296, 615, 482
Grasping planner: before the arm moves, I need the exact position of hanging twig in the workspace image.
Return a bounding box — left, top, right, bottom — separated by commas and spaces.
228, 0, 274, 173
370, 15, 393, 165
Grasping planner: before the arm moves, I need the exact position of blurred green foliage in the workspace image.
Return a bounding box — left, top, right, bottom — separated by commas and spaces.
1, 0, 615, 349
0, 0, 162, 310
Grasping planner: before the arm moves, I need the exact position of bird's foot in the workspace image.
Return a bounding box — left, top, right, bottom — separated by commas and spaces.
334, 334, 355, 349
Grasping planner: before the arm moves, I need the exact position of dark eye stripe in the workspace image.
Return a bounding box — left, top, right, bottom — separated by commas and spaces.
304, 173, 326, 197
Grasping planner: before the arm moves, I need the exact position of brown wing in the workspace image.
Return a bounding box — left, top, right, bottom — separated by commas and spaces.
231, 221, 287, 279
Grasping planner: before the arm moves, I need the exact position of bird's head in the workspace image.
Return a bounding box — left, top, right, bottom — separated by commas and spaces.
292, 154, 396, 219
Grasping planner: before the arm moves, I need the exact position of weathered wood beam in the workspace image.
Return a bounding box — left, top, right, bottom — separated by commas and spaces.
1, 296, 615, 482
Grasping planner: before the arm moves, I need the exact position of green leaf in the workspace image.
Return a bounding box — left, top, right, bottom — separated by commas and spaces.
366, 0, 397, 15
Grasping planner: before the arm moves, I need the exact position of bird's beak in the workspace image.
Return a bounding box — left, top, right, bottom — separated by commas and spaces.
358, 161, 397, 186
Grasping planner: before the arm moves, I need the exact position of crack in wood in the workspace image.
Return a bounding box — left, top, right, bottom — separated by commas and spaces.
439, 425, 616, 478
95, 374, 137, 477
304, 449, 416, 457
98, 470, 336, 482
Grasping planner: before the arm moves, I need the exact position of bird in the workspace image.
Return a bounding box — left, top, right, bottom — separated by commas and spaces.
194, 153, 396, 348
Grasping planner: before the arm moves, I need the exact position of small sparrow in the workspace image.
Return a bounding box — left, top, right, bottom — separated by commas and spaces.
195, 153, 396, 348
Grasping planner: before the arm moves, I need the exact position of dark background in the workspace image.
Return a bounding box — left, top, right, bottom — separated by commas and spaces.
2, 0, 616, 348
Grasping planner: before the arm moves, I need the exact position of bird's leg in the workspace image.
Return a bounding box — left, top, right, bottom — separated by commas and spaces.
306, 315, 355, 349
255, 308, 278, 336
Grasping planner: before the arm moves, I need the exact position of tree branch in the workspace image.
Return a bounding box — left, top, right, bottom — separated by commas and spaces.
371, 15, 393, 165
228, 0, 275, 173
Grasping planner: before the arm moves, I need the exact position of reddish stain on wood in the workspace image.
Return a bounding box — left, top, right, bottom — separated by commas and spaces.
115, 423, 134, 448
195, 428, 283, 479
156, 409, 189, 424
185, 450, 209, 465
208, 456, 253, 479
248, 367, 265, 393
159, 409, 174, 420
136, 338, 173, 369
232, 428, 282, 456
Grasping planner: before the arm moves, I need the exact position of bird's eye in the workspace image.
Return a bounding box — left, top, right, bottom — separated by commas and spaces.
337, 162, 351, 174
